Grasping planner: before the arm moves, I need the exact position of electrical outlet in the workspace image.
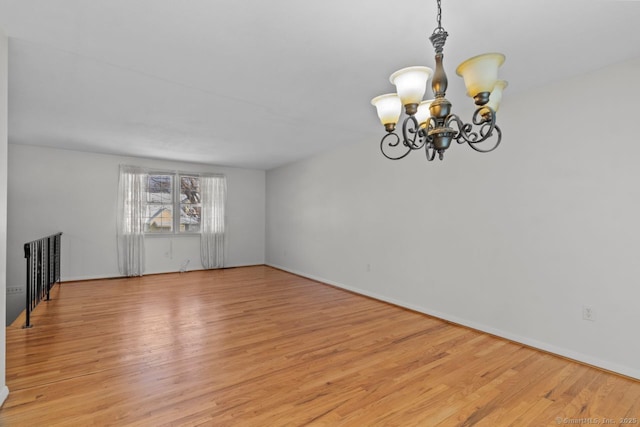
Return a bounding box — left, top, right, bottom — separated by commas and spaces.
6, 287, 22, 295
582, 305, 596, 321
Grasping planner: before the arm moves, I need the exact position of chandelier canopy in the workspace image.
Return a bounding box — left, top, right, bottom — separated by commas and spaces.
371, 0, 507, 162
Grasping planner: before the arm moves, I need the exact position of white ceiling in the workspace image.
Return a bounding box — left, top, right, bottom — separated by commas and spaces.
0, 0, 639, 170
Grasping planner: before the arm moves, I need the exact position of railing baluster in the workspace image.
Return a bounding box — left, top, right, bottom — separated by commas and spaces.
24, 243, 32, 328
23, 232, 62, 328
46, 237, 51, 301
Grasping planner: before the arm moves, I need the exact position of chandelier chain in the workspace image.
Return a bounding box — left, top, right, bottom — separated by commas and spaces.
430, 0, 448, 53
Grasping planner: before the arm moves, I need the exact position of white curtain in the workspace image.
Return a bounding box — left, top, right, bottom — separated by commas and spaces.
200, 175, 226, 269
117, 165, 146, 276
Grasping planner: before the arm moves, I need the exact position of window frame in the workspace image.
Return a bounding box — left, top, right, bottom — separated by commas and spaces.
142, 170, 221, 236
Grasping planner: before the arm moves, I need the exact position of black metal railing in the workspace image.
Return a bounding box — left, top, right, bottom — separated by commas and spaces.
23, 232, 62, 328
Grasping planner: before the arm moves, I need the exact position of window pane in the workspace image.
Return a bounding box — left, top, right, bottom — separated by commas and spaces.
180, 176, 201, 232
146, 175, 173, 203
180, 205, 201, 232
145, 175, 174, 233
145, 205, 174, 233
180, 176, 200, 204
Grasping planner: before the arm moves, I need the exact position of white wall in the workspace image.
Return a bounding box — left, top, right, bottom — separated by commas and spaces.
6, 144, 265, 323
0, 28, 9, 405
266, 57, 640, 379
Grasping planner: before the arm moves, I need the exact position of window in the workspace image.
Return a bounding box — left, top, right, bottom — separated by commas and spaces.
120, 165, 226, 270
144, 172, 203, 234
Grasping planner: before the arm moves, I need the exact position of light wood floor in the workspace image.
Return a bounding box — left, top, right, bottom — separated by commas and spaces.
2, 266, 639, 426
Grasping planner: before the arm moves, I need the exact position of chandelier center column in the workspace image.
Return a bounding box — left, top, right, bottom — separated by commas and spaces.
428, 29, 454, 159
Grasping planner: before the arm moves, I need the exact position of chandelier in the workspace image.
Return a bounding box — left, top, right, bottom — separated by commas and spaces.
371, 0, 507, 161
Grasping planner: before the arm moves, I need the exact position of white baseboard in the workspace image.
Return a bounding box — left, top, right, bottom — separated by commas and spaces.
267, 263, 640, 380
0, 385, 9, 407
60, 263, 265, 282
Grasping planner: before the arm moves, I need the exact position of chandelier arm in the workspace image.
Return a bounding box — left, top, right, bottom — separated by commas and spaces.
472, 107, 496, 127
380, 132, 412, 160
445, 114, 476, 144
446, 108, 498, 146
402, 115, 426, 150
425, 141, 437, 161
467, 124, 502, 153
424, 118, 437, 161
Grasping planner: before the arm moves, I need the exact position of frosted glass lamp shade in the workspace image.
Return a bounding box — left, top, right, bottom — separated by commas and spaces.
486, 80, 508, 112
389, 66, 433, 106
414, 99, 434, 128
455, 53, 505, 99
371, 93, 402, 127
479, 80, 508, 117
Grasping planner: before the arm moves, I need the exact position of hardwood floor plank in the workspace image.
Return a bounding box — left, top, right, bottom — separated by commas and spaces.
1, 266, 638, 426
